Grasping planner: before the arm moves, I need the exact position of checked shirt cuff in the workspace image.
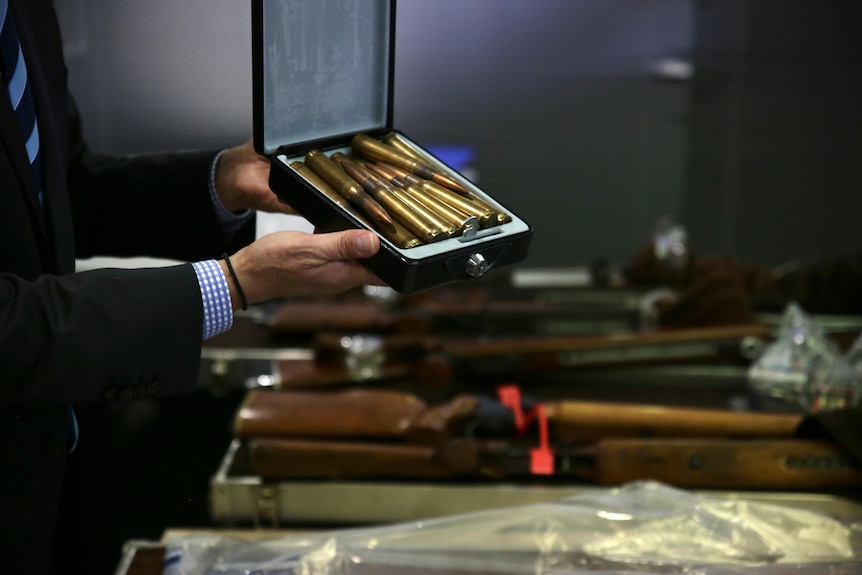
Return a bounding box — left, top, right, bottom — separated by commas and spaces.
192, 259, 234, 340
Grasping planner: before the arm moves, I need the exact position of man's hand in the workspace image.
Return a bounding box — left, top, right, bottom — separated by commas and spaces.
215, 138, 295, 215
220, 229, 385, 309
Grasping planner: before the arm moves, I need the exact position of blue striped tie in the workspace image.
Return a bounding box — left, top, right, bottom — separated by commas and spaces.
1, 0, 43, 206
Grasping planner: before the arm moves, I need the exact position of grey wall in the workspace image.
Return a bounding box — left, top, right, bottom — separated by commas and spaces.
58, 0, 694, 268
685, 0, 862, 266
63, 1, 862, 270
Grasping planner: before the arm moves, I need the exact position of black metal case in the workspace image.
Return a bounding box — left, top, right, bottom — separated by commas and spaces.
253, 0, 532, 293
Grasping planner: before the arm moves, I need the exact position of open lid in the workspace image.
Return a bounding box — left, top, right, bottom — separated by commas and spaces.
252, 0, 395, 157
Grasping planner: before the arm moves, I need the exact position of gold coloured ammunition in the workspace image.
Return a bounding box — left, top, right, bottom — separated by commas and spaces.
334, 156, 446, 244
304, 150, 395, 232
375, 162, 496, 228
291, 161, 422, 249
382, 133, 512, 226
382, 132, 424, 159
364, 161, 474, 230
291, 161, 351, 211
366, 171, 461, 238
351, 133, 470, 196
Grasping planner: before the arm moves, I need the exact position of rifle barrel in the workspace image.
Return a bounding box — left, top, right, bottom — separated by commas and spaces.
546, 401, 802, 441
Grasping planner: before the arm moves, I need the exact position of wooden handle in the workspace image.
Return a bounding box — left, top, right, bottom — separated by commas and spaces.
233, 388, 426, 439
594, 438, 862, 489
546, 401, 802, 441
248, 437, 459, 479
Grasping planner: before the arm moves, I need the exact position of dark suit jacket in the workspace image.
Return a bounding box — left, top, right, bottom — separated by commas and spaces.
0, 2, 253, 572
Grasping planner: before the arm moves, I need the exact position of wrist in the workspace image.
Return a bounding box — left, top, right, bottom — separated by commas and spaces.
212, 148, 244, 214
219, 256, 248, 311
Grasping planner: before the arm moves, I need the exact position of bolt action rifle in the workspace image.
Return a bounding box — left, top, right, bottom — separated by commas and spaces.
268, 323, 771, 389
233, 388, 862, 490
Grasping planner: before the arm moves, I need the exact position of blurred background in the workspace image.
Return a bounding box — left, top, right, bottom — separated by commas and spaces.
58, 0, 862, 270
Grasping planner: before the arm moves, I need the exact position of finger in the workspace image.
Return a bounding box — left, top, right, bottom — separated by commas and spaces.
350, 231, 380, 258
315, 230, 380, 260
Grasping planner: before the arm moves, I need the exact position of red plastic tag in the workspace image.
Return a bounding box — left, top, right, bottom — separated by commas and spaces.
497, 383, 527, 433
499, 384, 554, 475
529, 404, 554, 475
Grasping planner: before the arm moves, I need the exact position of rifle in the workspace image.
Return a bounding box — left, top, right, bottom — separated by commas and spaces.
245, 436, 862, 489
268, 323, 771, 388
233, 388, 803, 444
235, 389, 862, 489
264, 291, 643, 337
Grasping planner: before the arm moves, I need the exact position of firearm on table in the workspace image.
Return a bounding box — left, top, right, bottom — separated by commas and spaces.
233, 388, 803, 444
270, 323, 771, 388
234, 388, 862, 489
263, 295, 643, 336
247, 436, 861, 489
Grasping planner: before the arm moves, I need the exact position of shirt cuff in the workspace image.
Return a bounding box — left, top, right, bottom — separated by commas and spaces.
192, 259, 234, 340
210, 148, 254, 236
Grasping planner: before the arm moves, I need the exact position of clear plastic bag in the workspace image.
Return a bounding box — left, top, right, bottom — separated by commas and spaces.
160, 482, 861, 575
747, 302, 862, 412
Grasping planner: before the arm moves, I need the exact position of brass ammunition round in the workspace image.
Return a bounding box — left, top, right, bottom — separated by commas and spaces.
374, 156, 508, 225
332, 154, 386, 200
461, 194, 512, 227
305, 149, 361, 199
362, 161, 468, 234
402, 184, 473, 229
415, 179, 495, 228
371, 186, 445, 244
372, 217, 424, 250
363, 160, 398, 181
382, 132, 423, 159
337, 156, 445, 243
352, 133, 413, 168
380, 133, 472, 196
305, 150, 395, 230
291, 161, 351, 210
293, 160, 421, 249
352, 133, 469, 196
377, 162, 497, 228
388, 186, 460, 238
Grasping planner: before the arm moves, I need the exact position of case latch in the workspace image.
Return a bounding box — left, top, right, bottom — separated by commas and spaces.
466, 253, 488, 277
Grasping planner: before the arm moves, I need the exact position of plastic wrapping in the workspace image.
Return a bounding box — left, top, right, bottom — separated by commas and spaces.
747, 302, 862, 412
161, 482, 861, 575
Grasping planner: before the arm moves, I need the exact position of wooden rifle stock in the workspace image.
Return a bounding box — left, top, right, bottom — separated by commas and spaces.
247, 436, 862, 490
233, 388, 801, 444
590, 438, 862, 489
233, 388, 427, 439
249, 438, 456, 479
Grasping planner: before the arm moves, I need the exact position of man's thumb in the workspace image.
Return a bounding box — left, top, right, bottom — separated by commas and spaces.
331, 230, 379, 260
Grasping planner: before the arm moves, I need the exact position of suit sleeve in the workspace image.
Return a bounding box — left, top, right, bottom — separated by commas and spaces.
0, 264, 205, 404
65, 96, 255, 262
